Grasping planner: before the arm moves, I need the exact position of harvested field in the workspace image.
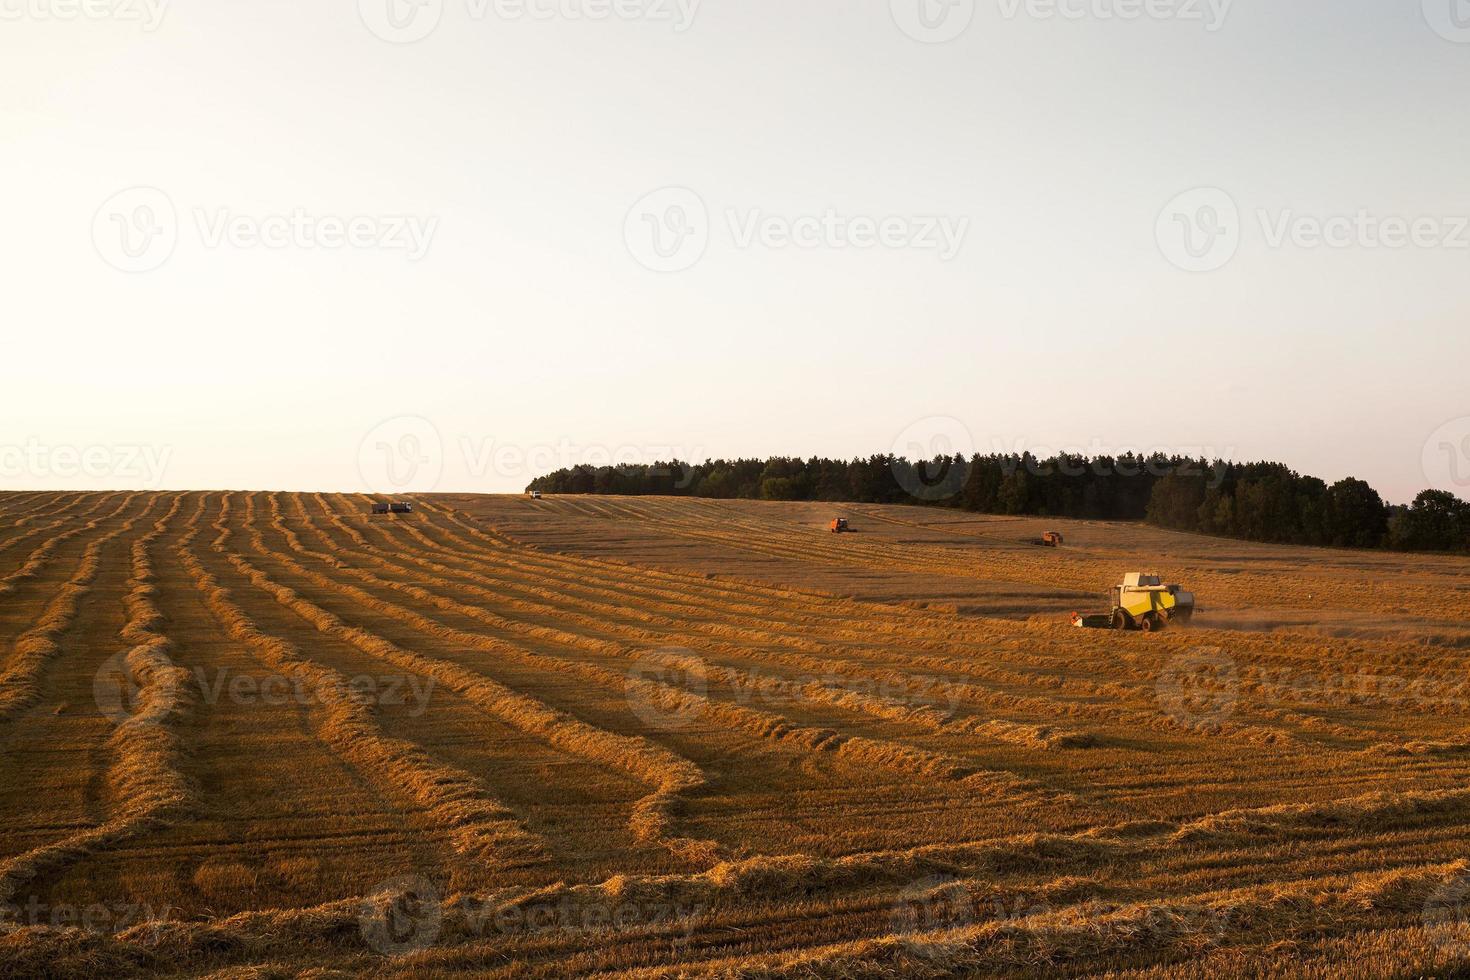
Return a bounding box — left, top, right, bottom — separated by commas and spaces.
3, 491, 1470, 978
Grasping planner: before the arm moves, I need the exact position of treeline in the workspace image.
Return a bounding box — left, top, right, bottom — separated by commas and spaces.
526, 454, 1470, 553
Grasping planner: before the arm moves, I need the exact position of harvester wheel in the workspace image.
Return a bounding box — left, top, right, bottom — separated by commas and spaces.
1112, 610, 1129, 631
1140, 613, 1158, 633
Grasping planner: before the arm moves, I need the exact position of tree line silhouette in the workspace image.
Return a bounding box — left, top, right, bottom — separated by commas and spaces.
526, 454, 1470, 553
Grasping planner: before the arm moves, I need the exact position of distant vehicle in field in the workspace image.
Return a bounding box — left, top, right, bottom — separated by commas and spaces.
388, 501, 413, 514
371, 502, 390, 515
1041, 531, 1064, 547
1072, 573, 1195, 632
530, 490, 542, 499
830, 517, 850, 533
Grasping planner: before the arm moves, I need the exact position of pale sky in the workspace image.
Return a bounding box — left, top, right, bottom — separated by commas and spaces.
2, 0, 1467, 503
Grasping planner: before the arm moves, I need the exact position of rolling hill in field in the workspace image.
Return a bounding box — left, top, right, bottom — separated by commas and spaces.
2, 491, 1470, 977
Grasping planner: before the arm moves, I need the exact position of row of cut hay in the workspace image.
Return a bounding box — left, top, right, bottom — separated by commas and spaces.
0, 494, 158, 721
322, 512, 1102, 757
411, 496, 890, 631
305, 506, 1021, 741
0, 495, 193, 914
348, 506, 1115, 753
250, 510, 1003, 794
403, 496, 869, 622
0, 495, 99, 562
244, 498, 717, 865
0, 491, 133, 598
310, 492, 373, 548
339, 501, 1314, 750
10, 782, 1470, 976
282, 505, 1100, 783
364, 502, 1393, 753
355, 499, 834, 629
183, 500, 547, 869
3, 491, 90, 529
623, 858, 1470, 979
640, 647, 1094, 762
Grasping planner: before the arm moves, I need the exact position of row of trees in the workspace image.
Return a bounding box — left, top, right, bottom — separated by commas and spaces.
526, 455, 1470, 553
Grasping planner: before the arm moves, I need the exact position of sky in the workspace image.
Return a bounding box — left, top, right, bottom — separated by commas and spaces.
1, 0, 1467, 503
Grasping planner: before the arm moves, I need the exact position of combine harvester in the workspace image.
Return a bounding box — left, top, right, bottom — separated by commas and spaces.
1072, 573, 1195, 632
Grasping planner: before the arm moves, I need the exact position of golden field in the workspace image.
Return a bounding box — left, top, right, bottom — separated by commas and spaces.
2, 491, 1470, 977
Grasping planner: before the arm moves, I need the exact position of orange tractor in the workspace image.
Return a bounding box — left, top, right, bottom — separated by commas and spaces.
830, 518, 850, 533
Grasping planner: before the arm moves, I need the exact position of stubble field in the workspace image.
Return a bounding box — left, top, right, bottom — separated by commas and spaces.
2, 491, 1470, 978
